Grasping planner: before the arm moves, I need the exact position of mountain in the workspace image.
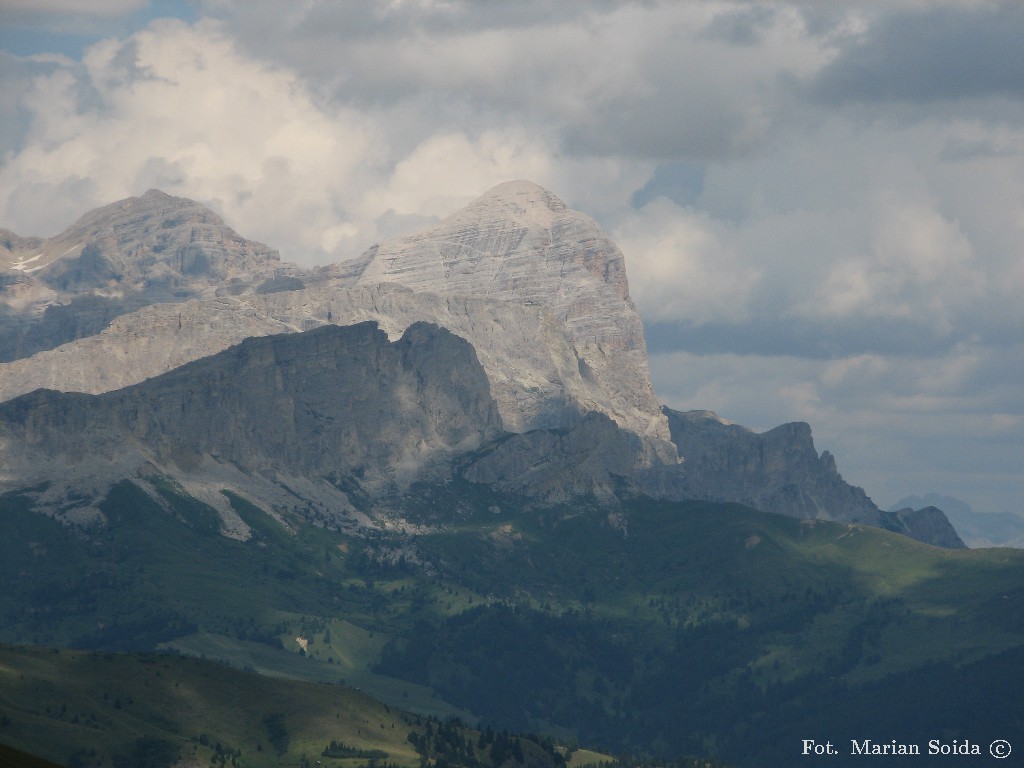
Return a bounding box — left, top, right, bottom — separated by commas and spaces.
890, 506, 969, 550
335, 180, 670, 455
890, 493, 1024, 548
1, 183, 1021, 768
0, 182, 963, 546
0, 189, 288, 363
0, 322, 500, 528
642, 408, 966, 547
1, 183, 673, 465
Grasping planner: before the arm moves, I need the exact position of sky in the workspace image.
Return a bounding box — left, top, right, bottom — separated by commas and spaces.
1, 1, 1022, 516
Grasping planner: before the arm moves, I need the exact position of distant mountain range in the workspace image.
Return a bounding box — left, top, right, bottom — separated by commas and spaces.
0, 181, 963, 548
890, 493, 1024, 548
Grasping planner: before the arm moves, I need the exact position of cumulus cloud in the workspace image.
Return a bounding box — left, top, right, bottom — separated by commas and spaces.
0, 13, 656, 261
613, 199, 759, 325
197, 1, 830, 163
0, 19, 568, 263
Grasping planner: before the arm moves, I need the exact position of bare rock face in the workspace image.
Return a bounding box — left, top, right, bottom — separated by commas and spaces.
893, 507, 968, 550
0, 182, 674, 464
642, 407, 966, 548
1, 284, 636, 440
462, 411, 647, 504
336, 180, 673, 457
0, 322, 501, 530
0, 185, 967, 550
0, 190, 287, 362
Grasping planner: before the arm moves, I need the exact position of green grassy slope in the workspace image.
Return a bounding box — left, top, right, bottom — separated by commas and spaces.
388, 496, 1024, 763
0, 644, 596, 768
2, 481, 1023, 767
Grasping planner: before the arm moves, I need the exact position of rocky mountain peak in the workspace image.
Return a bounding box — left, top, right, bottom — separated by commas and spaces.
465, 179, 569, 223
44, 188, 281, 286
347, 179, 635, 342
337, 179, 673, 457
0, 189, 286, 362
0, 321, 502, 528
892, 506, 968, 550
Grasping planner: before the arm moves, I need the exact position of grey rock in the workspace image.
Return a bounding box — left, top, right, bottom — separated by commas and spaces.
2, 183, 962, 553
0, 189, 287, 362
1, 183, 674, 465
890, 494, 1024, 548
641, 407, 966, 549
462, 411, 645, 504
335, 180, 674, 459
0, 322, 500, 531
892, 507, 968, 550
0, 285, 636, 441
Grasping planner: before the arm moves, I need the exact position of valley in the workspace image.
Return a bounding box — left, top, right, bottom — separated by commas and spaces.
2, 478, 1022, 767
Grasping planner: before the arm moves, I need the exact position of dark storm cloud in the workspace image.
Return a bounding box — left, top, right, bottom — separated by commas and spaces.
810, 4, 1024, 104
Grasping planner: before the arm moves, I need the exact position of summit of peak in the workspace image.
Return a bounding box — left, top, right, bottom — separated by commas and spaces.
475, 179, 566, 206
339, 180, 675, 456
461, 180, 568, 222
350, 180, 633, 314
140, 188, 175, 200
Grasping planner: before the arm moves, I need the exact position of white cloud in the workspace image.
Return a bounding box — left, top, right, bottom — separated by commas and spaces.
613, 199, 759, 325
0, 20, 380, 260
360, 131, 554, 224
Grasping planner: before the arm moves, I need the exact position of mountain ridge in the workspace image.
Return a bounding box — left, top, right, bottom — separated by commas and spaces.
642, 407, 965, 547
0, 182, 964, 547
0, 188, 289, 363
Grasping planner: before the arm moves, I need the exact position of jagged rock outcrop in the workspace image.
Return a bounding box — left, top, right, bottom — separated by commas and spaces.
0, 190, 289, 362
1, 284, 637, 439
892, 507, 968, 550
462, 411, 646, 503
1, 183, 962, 550
0, 323, 500, 531
640, 407, 966, 548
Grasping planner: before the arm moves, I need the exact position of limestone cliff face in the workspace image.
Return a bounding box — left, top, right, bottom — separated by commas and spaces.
337, 180, 673, 456
639, 408, 966, 548
462, 411, 646, 504
1, 184, 962, 549
1, 285, 633, 439
0, 323, 501, 529
0, 190, 287, 362
0, 183, 673, 464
